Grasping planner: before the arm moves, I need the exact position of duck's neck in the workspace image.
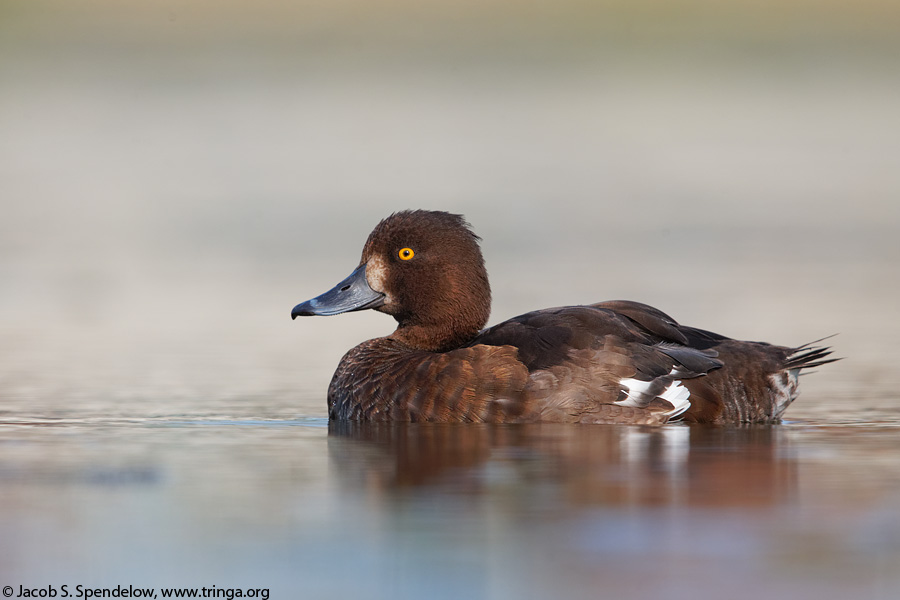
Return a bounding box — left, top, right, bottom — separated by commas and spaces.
390, 273, 491, 352
391, 319, 482, 352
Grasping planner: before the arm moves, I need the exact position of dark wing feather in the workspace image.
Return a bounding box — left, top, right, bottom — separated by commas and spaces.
656, 342, 723, 374
474, 305, 655, 370
473, 305, 723, 424
590, 300, 690, 345
474, 304, 723, 381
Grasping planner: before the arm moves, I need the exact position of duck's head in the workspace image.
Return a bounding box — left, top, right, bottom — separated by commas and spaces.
292, 210, 491, 351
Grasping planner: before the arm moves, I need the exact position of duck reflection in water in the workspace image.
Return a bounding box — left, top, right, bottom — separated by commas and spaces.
327, 422, 796, 508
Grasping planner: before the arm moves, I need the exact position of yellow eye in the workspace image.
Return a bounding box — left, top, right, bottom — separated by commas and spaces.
398, 247, 415, 261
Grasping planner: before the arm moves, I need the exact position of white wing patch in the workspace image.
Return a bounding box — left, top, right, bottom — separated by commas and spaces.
615, 369, 692, 419
660, 380, 691, 418
617, 377, 655, 408
615, 379, 653, 408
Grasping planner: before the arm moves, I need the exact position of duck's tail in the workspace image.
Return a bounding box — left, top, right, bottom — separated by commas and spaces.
783, 336, 840, 371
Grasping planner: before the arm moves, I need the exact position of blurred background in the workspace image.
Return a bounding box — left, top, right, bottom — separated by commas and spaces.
2, 1, 900, 598
2, 0, 898, 421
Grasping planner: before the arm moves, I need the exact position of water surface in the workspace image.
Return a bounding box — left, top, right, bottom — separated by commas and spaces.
4, 416, 900, 599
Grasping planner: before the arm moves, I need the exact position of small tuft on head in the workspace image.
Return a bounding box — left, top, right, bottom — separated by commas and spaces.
366, 210, 481, 250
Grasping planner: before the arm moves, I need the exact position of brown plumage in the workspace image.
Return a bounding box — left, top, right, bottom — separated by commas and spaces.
292, 210, 836, 425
